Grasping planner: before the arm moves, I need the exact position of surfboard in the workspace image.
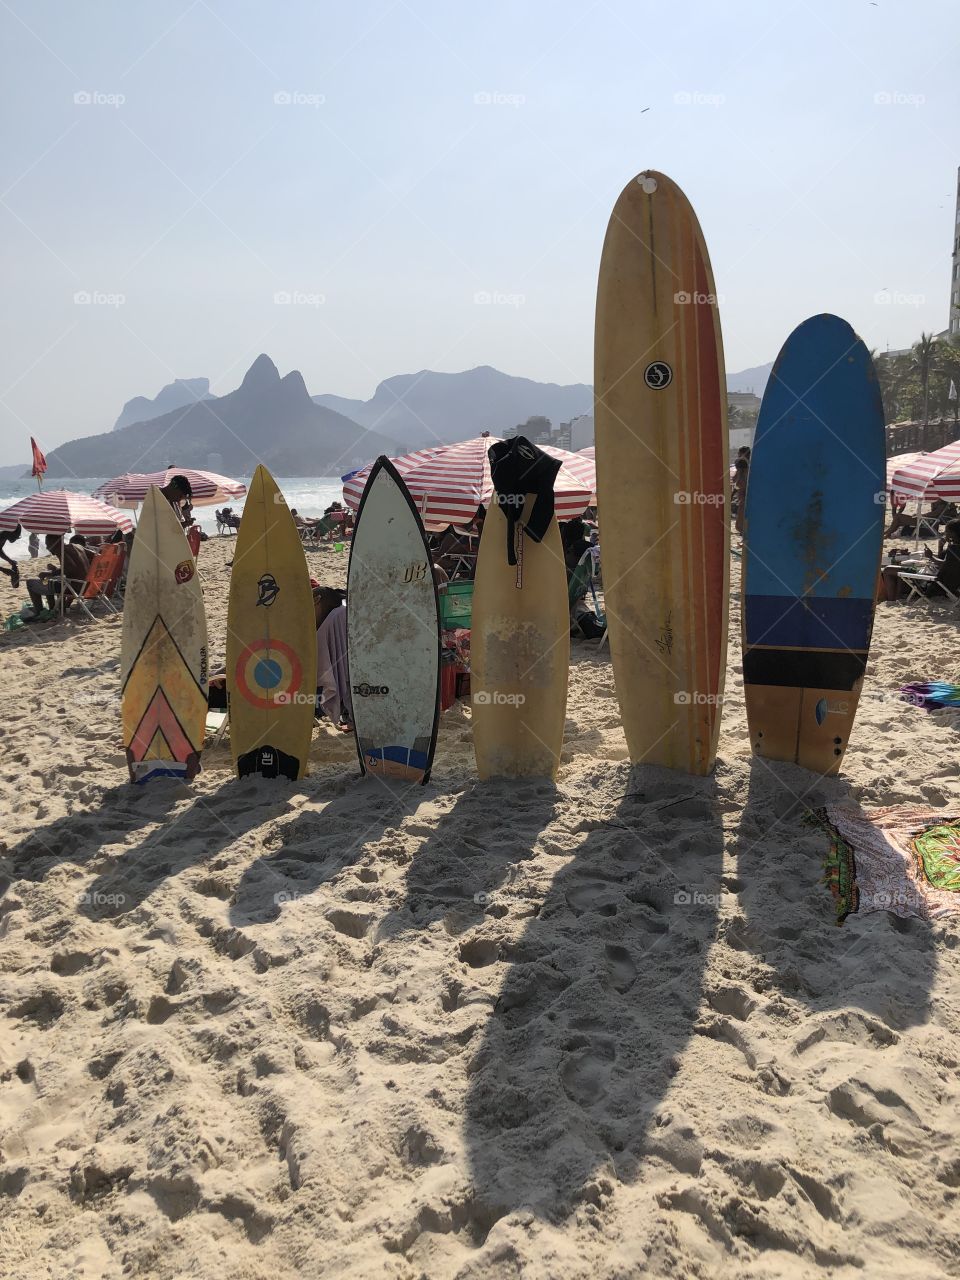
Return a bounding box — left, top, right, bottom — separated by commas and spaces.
225, 465, 317, 780
347, 456, 441, 784
594, 170, 729, 774
742, 314, 885, 774
471, 495, 569, 780
121, 486, 208, 784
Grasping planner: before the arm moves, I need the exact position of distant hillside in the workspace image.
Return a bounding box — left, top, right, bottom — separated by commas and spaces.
113, 377, 212, 431
46, 356, 399, 479
0, 462, 30, 482
314, 366, 594, 449
726, 362, 773, 395
314, 363, 775, 448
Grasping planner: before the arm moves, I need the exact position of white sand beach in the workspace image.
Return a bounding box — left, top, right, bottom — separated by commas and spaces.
1, 538, 959, 1279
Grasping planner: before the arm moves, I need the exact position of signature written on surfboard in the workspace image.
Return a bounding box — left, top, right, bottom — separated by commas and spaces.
403, 562, 428, 582
656, 612, 674, 655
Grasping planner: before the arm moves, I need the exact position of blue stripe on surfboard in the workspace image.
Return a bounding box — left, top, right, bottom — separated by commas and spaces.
743, 314, 884, 604
743, 594, 876, 651
364, 745, 430, 768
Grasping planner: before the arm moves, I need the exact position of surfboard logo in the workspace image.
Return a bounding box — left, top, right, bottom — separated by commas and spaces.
353, 683, 389, 697
174, 559, 194, 584
815, 697, 850, 725
644, 361, 673, 390
256, 573, 280, 607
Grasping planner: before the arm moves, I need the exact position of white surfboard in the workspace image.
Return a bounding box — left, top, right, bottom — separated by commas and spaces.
347, 457, 441, 784
121, 486, 208, 783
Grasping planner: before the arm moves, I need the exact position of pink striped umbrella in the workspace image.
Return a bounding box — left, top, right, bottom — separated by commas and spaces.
342, 436, 595, 529
93, 467, 246, 508
889, 442, 960, 499
0, 489, 134, 536
886, 451, 923, 490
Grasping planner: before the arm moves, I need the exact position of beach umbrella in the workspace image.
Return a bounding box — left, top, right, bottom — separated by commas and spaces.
93, 467, 246, 508
889, 441, 960, 500
918, 455, 960, 502
342, 435, 596, 528
886, 451, 923, 490
578, 445, 595, 458
0, 489, 134, 537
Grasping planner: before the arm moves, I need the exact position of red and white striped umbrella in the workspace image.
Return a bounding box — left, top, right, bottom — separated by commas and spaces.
579, 445, 595, 458
93, 467, 246, 508
0, 489, 134, 536
886, 451, 923, 490
889, 442, 960, 499
343, 436, 596, 529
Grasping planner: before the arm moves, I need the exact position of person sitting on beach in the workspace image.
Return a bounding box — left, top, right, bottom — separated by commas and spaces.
313, 586, 352, 729
159, 474, 193, 528
24, 534, 90, 618
884, 517, 960, 600
0, 523, 22, 589
885, 496, 956, 539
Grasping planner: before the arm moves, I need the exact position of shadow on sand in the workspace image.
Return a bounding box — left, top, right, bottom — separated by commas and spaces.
446, 766, 725, 1225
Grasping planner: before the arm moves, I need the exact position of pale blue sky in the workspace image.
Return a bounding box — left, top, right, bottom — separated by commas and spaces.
0, 0, 957, 462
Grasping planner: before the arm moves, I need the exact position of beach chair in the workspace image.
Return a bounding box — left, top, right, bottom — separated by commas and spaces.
899, 570, 960, 613
205, 709, 229, 746
63, 543, 126, 620
568, 548, 605, 635
216, 508, 241, 536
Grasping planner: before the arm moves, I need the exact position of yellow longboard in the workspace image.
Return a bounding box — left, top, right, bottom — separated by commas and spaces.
594, 170, 729, 775
226, 465, 317, 780
471, 497, 569, 780
121, 487, 208, 784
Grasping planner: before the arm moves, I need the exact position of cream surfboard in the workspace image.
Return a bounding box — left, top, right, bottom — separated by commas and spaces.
594, 170, 729, 775
471, 496, 569, 780
226, 465, 317, 780
121, 486, 208, 784
347, 457, 441, 784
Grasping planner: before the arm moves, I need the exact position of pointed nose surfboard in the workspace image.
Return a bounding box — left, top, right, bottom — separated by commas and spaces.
742, 314, 885, 774
226, 465, 317, 781
347, 456, 441, 785
121, 486, 208, 784
594, 170, 730, 774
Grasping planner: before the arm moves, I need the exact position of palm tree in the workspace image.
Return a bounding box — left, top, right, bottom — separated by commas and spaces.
912, 332, 938, 447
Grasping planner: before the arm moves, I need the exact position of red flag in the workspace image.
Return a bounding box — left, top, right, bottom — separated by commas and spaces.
30, 437, 47, 487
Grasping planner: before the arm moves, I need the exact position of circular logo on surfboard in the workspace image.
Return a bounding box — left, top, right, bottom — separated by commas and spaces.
234, 638, 303, 710
644, 361, 673, 390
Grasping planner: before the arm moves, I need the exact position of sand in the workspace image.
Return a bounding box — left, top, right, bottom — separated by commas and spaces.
1, 536, 959, 1279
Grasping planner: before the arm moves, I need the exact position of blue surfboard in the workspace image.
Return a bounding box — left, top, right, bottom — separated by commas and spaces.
741, 314, 884, 774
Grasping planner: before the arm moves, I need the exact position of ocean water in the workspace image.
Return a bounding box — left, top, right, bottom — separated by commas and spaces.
0, 476, 346, 559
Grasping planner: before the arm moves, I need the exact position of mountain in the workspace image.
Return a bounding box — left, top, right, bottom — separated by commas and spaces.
45, 356, 400, 479
313, 363, 776, 449
726, 362, 773, 395
314, 366, 594, 449
113, 377, 212, 431
0, 462, 30, 482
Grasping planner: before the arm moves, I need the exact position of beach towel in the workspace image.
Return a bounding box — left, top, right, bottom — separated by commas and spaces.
900, 681, 960, 711
316, 604, 351, 725
814, 802, 960, 924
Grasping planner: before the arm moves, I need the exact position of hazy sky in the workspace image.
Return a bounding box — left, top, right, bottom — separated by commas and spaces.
0, 0, 957, 463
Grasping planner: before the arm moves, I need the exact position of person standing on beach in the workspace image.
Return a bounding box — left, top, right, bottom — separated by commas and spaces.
733, 447, 750, 535
0, 523, 22, 588
158, 475, 194, 528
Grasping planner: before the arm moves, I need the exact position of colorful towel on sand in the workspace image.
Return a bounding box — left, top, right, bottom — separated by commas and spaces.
900, 681, 960, 711
814, 803, 960, 925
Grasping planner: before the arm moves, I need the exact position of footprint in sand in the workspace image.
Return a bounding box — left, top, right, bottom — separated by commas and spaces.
560, 1035, 617, 1107
603, 944, 637, 993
